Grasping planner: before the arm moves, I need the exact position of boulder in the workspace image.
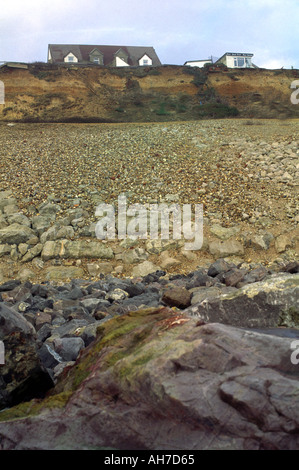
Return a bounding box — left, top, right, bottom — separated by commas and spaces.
209, 239, 244, 258
0, 224, 37, 245
185, 273, 299, 328
0, 308, 298, 450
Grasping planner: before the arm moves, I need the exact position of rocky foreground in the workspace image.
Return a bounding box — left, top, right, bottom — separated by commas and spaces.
0, 259, 298, 450
0, 119, 298, 450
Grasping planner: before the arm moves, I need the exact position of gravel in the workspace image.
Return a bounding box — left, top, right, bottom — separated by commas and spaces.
0, 119, 297, 228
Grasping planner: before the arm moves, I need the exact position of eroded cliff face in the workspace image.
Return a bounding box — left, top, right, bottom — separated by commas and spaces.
0, 64, 298, 122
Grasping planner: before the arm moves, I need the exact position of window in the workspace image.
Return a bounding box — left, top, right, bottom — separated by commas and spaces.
68, 56, 74, 62
93, 57, 100, 64
142, 59, 149, 65
233, 56, 252, 67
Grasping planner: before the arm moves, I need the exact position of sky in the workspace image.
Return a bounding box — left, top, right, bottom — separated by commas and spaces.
0, 0, 298, 69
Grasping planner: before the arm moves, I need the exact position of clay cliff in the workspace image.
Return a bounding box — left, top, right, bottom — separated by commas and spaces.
0, 63, 299, 122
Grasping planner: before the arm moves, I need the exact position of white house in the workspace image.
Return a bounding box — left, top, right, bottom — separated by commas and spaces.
184, 59, 212, 68
47, 44, 161, 67
216, 53, 256, 68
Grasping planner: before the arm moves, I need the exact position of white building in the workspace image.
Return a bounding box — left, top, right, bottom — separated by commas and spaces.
184, 59, 212, 68
216, 53, 256, 68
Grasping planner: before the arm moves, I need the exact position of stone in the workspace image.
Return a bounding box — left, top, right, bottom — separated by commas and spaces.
45, 266, 85, 281
0, 309, 298, 449
105, 289, 129, 302
53, 337, 84, 362
132, 261, 162, 278
185, 273, 299, 328
41, 240, 114, 261
21, 243, 43, 263
0, 331, 54, 410
162, 287, 192, 309
0, 302, 35, 339
159, 251, 181, 269
32, 215, 53, 234
210, 224, 240, 240
223, 268, 247, 287
249, 232, 274, 250
0, 244, 12, 257
275, 233, 293, 253
17, 268, 36, 283
207, 258, 231, 277
0, 224, 37, 245
121, 247, 148, 264
209, 239, 244, 258
7, 213, 31, 227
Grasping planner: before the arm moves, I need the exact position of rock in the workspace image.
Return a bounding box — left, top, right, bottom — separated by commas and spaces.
17, 268, 36, 282
121, 247, 148, 264
132, 261, 162, 278
281, 261, 299, 274
209, 239, 244, 258
275, 233, 293, 253
186, 272, 215, 289
207, 258, 231, 277
159, 251, 181, 269
162, 287, 192, 309
0, 302, 35, 338
185, 273, 299, 328
52, 337, 84, 362
45, 266, 85, 281
0, 331, 54, 410
41, 240, 114, 261
32, 215, 53, 234
7, 213, 31, 227
0, 244, 11, 257
223, 268, 247, 287
210, 224, 240, 240
248, 232, 274, 250
21, 243, 43, 263
0, 308, 298, 449
0, 224, 37, 245
105, 289, 129, 302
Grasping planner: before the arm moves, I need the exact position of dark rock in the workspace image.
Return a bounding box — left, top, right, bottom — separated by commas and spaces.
185, 272, 215, 289
207, 258, 231, 277
281, 261, 299, 274
162, 287, 192, 309
0, 331, 54, 410
185, 273, 299, 328
0, 309, 298, 450
53, 337, 84, 362
38, 343, 62, 369
0, 280, 21, 292
223, 268, 246, 287
241, 265, 269, 285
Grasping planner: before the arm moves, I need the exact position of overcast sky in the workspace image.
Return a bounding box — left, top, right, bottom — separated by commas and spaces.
0, 0, 298, 68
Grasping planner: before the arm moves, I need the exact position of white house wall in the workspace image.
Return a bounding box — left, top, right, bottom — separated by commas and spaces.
116, 56, 129, 67
64, 52, 78, 63
185, 60, 211, 68
138, 54, 153, 66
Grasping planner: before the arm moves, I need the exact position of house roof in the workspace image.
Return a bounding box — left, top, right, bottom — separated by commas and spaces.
216, 52, 254, 62
48, 44, 162, 66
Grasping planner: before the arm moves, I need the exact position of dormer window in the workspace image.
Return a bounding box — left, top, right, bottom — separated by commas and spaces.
64, 52, 78, 63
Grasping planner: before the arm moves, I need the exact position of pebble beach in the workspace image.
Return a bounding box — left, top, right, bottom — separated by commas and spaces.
0, 118, 298, 282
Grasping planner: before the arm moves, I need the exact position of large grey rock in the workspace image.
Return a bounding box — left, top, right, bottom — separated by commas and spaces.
185, 273, 299, 328
0, 224, 36, 245
0, 309, 298, 450
41, 240, 114, 261
209, 239, 244, 258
